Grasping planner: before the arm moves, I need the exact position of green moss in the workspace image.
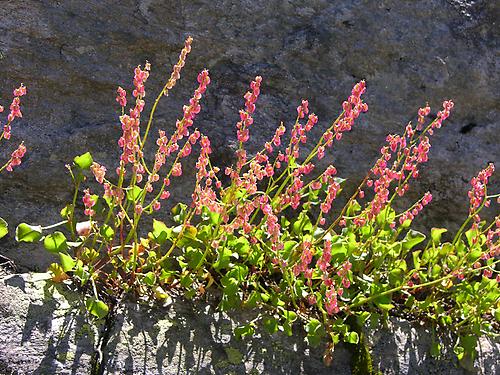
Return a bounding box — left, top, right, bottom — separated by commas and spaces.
56, 351, 75, 363
351, 333, 381, 375
225, 347, 244, 365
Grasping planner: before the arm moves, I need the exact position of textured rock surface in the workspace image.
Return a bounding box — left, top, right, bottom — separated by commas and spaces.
0, 0, 499, 271
0, 272, 98, 374
0, 272, 499, 374
366, 318, 500, 375
103, 301, 352, 375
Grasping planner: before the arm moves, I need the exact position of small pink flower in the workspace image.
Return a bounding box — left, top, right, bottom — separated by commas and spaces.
76, 221, 92, 236
13, 84, 27, 97
171, 162, 182, 177
91, 162, 106, 184
116, 86, 127, 107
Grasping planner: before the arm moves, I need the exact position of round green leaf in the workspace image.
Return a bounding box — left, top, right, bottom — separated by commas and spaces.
431, 228, 447, 244
0, 217, 8, 239
73, 152, 93, 170
85, 298, 109, 319
59, 252, 76, 272
43, 232, 68, 253
143, 271, 156, 286
16, 223, 43, 243
346, 331, 359, 344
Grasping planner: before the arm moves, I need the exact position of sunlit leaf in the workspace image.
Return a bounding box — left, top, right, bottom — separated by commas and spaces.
73, 152, 93, 170
16, 223, 43, 243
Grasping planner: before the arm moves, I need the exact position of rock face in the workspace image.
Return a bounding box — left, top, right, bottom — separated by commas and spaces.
1, 272, 499, 374
0, 272, 98, 374
0, 0, 498, 270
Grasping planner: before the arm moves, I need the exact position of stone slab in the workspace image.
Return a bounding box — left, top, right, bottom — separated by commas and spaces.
0, 273, 99, 375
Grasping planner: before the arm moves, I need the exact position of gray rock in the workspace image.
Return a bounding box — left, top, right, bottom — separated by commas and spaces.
103, 300, 353, 375
0, 1, 498, 272
0, 272, 99, 375
0, 273, 499, 374
366, 317, 500, 375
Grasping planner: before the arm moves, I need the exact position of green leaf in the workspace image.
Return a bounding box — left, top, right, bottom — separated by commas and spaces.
59, 252, 75, 272
431, 264, 442, 279
431, 341, 441, 358
376, 206, 395, 227
213, 247, 232, 271
282, 310, 297, 323
60, 204, 74, 219
0, 217, 8, 239
330, 242, 348, 264
234, 324, 255, 339
356, 311, 371, 326
244, 291, 261, 308
454, 345, 465, 361
346, 331, 359, 344
43, 232, 68, 253
100, 225, 115, 241
143, 271, 156, 286
389, 267, 405, 286
73, 152, 93, 170
431, 228, 447, 244
126, 186, 143, 202
281, 240, 297, 260
465, 228, 479, 247
171, 203, 188, 224
263, 316, 279, 334
292, 212, 313, 235
305, 318, 324, 347
221, 276, 239, 295
402, 230, 426, 250
16, 223, 43, 243
151, 219, 171, 245
85, 298, 109, 319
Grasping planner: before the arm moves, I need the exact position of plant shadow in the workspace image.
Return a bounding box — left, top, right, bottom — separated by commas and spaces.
1, 274, 101, 375
103, 296, 353, 375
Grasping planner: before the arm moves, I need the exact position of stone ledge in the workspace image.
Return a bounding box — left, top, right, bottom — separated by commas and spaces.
1, 273, 499, 374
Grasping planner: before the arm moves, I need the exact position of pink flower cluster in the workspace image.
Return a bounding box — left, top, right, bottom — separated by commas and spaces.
2, 83, 27, 140
285, 101, 318, 160
91, 162, 107, 184
264, 124, 286, 155
132, 62, 150, 98
171, 70, 210, 146
117, 64, 150, 166
329, 81, 368, 142
484, 216, 500, 259
166, 36, 192, 91
366, 100, 454, 223
236, 76, 262, 143
319, 166, 340, 214
468, 163, 495, 219
322, 259, 352, 315
398, 192, 433, 225
6, 143, 26, 172
324, 286, 340, 315
293, 241, 314, 278
83, 188, 96, 216
417, 104, 430, 130
116, 87, 127, 107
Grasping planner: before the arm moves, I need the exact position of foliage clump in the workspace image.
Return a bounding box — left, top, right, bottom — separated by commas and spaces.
16, 37, 499, 365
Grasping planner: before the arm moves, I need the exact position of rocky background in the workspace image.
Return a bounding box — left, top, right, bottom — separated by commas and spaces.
0, 0, 499, 271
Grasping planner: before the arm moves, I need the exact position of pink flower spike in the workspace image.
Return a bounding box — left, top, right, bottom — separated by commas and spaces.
5, 143, 27, 172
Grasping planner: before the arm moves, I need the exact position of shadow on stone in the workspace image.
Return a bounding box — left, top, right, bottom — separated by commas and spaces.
0, 274, 101, 375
